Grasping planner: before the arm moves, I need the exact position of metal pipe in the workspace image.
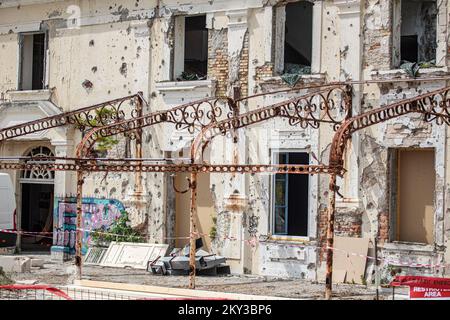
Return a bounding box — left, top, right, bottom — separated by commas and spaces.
134, 92, 144, 194
188, 171, 198, 289
75, 169, 84, 280
0, 161, 340, 175
325, 172, 337, 300
375, 237, 379, 300
0, 156, 191, 162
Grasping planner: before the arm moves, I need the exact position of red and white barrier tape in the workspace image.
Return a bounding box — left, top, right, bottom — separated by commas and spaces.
78, 228, 147, 240
0, 229, 53, 240
0, 229, 52, 235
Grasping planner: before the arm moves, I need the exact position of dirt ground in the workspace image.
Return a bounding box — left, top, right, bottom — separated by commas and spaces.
6, 253, 403, 300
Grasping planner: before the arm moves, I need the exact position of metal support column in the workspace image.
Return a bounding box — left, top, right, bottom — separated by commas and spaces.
134, 92, 144, 193
188, 171, 198, 289
325, 173, 337, 299
75, 169, 84, 280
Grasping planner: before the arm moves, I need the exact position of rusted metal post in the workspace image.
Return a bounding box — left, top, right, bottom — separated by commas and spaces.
75, 169, 84, 280
231, 87, 240, 183
188, 171, 198, 289
325, 172, 337, 299
375, 237, 379, 300
134, 92, 144, 193
232, 86, 241, 145
344, 84, 353, 119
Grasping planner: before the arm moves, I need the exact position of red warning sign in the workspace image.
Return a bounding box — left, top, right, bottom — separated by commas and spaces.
391, 276, 450, 300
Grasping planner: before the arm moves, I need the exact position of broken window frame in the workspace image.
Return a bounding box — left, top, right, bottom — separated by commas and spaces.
273, 0, 322, 76
391, 0, 443, 69
18, 30, 49, 91
270, 149, 311, 238
173, 14, 208, 81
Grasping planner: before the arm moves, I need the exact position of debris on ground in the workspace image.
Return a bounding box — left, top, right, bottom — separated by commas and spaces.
7, 253, 404, 299
0, 256, 31, 273
0, 267, 14, 285
15, 279, 38, 285
84, 241, 169, 270
148, 238, 229, 276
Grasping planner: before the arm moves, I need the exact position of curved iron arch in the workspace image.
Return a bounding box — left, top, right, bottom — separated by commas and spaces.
189, 85, 352, 162
75, 95, 237, 158
0, 93, 147, 142
77, 85, 351, 160
329, 86, 450, 169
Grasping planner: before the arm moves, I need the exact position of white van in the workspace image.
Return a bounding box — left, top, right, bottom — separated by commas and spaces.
0, 173, 17, 248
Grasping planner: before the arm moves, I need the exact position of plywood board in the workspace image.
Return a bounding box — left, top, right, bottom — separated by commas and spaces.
332, 269, 347, 284
398, 149, 435, 244
100, 242, 169, 269
332, 236, 369, 284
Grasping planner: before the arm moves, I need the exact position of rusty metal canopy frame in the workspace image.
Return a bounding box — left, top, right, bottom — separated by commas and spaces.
324, 85, 450, 299
0, 92, 147, 142
1, 79, 450, 299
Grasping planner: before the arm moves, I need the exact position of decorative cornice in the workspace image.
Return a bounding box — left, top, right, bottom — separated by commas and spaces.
226, 9, 248, 28
334, 0, 361, 15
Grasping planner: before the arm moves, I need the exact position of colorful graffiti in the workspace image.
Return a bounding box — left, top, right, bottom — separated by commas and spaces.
50, 197, 125, 258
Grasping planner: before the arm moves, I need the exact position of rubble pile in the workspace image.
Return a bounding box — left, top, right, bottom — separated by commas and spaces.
148, 239, 230, 276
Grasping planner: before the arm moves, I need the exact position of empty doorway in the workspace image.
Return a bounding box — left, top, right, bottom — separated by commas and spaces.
19, 146, 55, 251
174, 172, 215, 251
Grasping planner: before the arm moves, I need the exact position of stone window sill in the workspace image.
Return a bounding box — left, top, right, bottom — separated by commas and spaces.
370, 66, 449, 80
6, 89, 53, 102
155, 79, 216, 93
261, 73, 326, 83
382, 241, 434, 253
263, 235, 311, 244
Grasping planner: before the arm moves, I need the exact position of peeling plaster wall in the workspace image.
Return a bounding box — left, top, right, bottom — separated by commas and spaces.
0, 0, 155, 241
357, 81, 447, 273
357, 0, 449, 277
0, 33, 19, 94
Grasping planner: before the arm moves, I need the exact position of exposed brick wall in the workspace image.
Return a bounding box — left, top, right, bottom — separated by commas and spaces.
254, 63, 274, 88
378, 211, 389, 244
237, 31, 249, 97
317, 207, 363, 263
318, 208, 328, 262
362, 0, 393, 70
334, 209, 362, 238
208, 29, 229, 97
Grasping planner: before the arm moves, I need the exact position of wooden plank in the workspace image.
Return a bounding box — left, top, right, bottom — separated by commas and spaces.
332, 236, 369, 284
332, 269, 347, 284
73, 280, 294, 300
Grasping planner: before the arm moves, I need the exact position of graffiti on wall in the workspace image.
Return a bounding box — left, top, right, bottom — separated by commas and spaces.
51, 197, 125, 256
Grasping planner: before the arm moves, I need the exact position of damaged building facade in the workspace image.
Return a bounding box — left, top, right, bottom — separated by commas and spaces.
0, 0, 450, 283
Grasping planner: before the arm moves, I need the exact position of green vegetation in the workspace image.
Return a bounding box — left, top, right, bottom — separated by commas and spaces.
209, 216, 217, 241
75, 107, 119, 153
91, 211, 144, 245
